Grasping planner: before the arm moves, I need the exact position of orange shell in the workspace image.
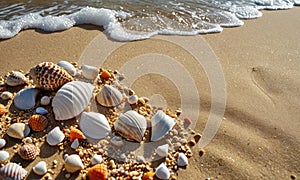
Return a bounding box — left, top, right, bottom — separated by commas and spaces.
70, 128, 85, 142
28, 114, 48, 131
0, 104, 8, 115
87, 164, 107, 180
100, 70, 111, 80
142, 171, 155, 180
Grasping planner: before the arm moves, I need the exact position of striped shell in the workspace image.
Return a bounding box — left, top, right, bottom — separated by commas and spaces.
18, 143, 40, 161
96, 85, 123, 107
87, 164, 108, 180
30, 62, 73, 91
0, 162, 27, 180
6, 71, 27, 86
151, 110, 176, 141
69, 128, 85, 142
28, 114, 48, 132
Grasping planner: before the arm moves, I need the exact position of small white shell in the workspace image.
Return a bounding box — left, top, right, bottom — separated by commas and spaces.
6, 71, 27, 86
40, 96, 51, 106
35, 107, 48, 115
79, 112, 111, 139
91, 154, 102, 165
151, 110, 176, 141
96, 85, 123, 107
81, 64, 99, 80
57, 61, 77, 76
0, 150, 9, 163
155, 163, 170, 180
71, 139, 79, 149
0, 162, 27, 180
33, 161, 47, 176
64, 154, 84, 173
52, 81, 94, 120
46, 127, 65, 146
177, 153, 188, 166
0, 91, 13, 100
156, 144, 169, 157
127, 95, 138, 105
14, 88, 39, 110
0, 138, 6, 149
7, 123, 30, 139
110, 136, 124, 147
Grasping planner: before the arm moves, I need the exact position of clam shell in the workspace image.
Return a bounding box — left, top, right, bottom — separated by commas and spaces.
0, 138, 6, 149
156, 144, 169, 157
35, 107, 49, 115
0, 150, 9, 163
6, 71, 27, 86
33, 161, 47, 176
7, 123, 30, 139
155, 163, 170, 180
57, 61, 77, 76
18, 143, 40, 161
40, 96, 51, 106
87, 164, 107, 180
127, 95, 138, 105
91, 154, 102, 165
110, 136, 124, 147
114, 110, 146, 142
69, 128, 85, 142
79, 112, 111, 139
30, 62, 73, 91
52, 81, 94, 120
0, 91, 13, 100
46, 127, 65, 146
28, 114, 48, 132
151, 110, 176, 141
0, 162, 27, 180
71, 139, 79, 149
14, 88, 39, 110
96, 84, 123, 107
177, 153, 188, 166
64, 154, 84, 173
81, 64, 99, 80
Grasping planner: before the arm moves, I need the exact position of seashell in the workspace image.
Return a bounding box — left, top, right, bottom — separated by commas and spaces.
0, 138, 6, 149
110, 136, 124, 147
91, 154, 102, 165
7, 123, 30, 139
79, 112, 111, 139
33, 161, 47, 176
0, 91, 13, 100
0, 162, 27, 180
23, 137, 33, 144
114, 110, 147, 142
96, 84, 123, 107
142, 171, 155, 180
29, 62, 73, 91
155, 163, 170, 180
40, 96, 51, 106
69, 128, 85, 142
46, 127, 65, 146
28, 114, 48, 132
0, 150, 9, 163
177, 153, 188, 166
6, 71, 27, 86
151, 110, 176, 141
18, 143, 40, 161
52, 81, 94, 120
35, 107, 48, 115
71, 139, 79, 149
57, 60, 77, 76
127, 95, 138, 105
156, 144, 169, 157
81, 64, 99, 80
87, 164, 107, 180
14, 88, 39, 110
64, 154, 84, 173
100, 69, 111, 80
0, 104, 8, 115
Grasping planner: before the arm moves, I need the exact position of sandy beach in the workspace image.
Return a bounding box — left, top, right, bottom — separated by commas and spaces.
0, 7, 299, 180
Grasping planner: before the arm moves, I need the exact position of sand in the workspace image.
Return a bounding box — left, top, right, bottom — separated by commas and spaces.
0, 7, 300, 180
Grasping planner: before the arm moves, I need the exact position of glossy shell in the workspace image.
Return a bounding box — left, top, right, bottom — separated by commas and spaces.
0, 162, 27, 180
151, 110, 176, 141
52, 81, 94, 120
87, 164, 107, 180
155, 163, 170, 180
0, 138, 6, 149
6, 71, 27, 86
14, 88, 39, 110
7, 123, 30, 139
0, 150, 9, 163
36, 107, 48, 115
0, 91, 13, 100
100, 69, 111, 80
18, 143, 40, 161
177, 153, 188, 166
156, 144, 169, 157
69, 128, 85, 142
96, 85, 123, 107
57, 60, 77, 76
30, 62, 73, 91
114, 110, 147, 142
81, 64, 99, 80
28, 114, 48, 132
64, 154, 84, 173
91, 154, 102, 165
33, 161, 47, 176
46, 127, 65, 146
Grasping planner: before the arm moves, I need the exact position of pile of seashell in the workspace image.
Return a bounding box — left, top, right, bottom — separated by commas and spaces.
0, 61, 201, 180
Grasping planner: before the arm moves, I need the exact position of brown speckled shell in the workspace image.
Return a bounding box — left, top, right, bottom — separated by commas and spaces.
18, 144, 40, 161
87, 164, 107, 180
69, 128, 85, 142
28, 114, 48, 132
30, 62, 73, 91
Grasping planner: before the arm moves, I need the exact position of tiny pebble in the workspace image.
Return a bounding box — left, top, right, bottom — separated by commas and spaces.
65, 173, 71, 179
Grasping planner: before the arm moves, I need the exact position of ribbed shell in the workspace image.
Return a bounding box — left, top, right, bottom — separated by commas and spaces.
6, 71, 27, 86
69, 128, 85, 142
114, 110, 147, 142
28, 114, 48, 132
0, 162, 27, 180
87, 164, 108, 180
30, 62, 73, 91
96, 85, 123, 107
18, 144, 40, 161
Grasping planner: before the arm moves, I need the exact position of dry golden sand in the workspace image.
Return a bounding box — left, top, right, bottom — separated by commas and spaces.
0, 7, 300, 180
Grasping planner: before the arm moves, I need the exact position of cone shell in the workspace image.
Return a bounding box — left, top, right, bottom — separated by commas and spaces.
18, 143, 40, 161
6, 71, 27, 86
0, 162, 27, 180
114, 110, 147, 142
28, 114, 48, 132
0, 104, 7, 115
87, 164, 108, 180
7, 123, 30, 139
151, 110, 176, 141
69, 128, 85, 142
46, 127, 65, 146
96, 84, 123, 107
64, 154, 84, 173
30, 62, 73, 91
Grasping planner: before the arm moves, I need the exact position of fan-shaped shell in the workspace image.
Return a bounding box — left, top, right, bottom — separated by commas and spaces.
96, 85, 123, 107
52, 81, 94, 120
64, 154, 84, 173
0, 162, 27, 180
33, 161, 47, 176
155, 163, 170, 180
46, 127, 65, 146
6, 71, 27, 86
151, 110, 176, 141
28, 114, 48, 132
0, 150, 9, 163
69, 128, 85, 142
18, 143, 40, 161
79, 112, 111, 139
7, 123, 30, 139
57, 61, 77, 76
30, 62, 73, 91
114, 110, 147, 142
87, 164, 107, 180
14, 88, 39, 110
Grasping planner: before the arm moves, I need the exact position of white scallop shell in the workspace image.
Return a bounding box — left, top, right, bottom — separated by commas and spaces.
0, 162, 27, 180
114, 110, 146, 142
0, 150, 9, 163
151, 110, 176, 141
96, 84, 123, 107
110, 136, 124, 147
6, 71, 27, 86
46, 127, 65, 146
71, 139, 79, 149
14, 88, 39, 110
156, 144, 169, 157
177, 153, 188, 166
36, 107, 48, 115
64, 154, 84, 173
79, 112, 111, 139
52, 81, 94, 120
155, 163, 170, 180
57, 61, 77, 76
0, 138, 6, 149
81, 64, 99, 80
91, 154, 102, 165
7, 123, 30, 139
127, 95, 138, 105
0, 91, 13, 100
33, 161, 47, 176
40, 96, 51, 106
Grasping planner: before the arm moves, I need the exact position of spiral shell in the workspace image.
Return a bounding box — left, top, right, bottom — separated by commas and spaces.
96, 85, 123, 107
18, 143, 40, 161
69, 128, 85, 142
30, 62, 73, 91
87, 164, 108, 180
28, 114, 48, 132
6, 71, 27, 86
0, 162, 27, 180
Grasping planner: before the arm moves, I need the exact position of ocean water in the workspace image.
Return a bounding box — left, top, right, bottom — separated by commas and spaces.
0, 0, 298, 41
